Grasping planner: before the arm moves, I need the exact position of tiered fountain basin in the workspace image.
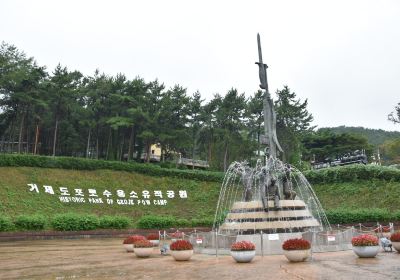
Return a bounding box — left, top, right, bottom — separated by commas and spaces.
220, 200, 320, 233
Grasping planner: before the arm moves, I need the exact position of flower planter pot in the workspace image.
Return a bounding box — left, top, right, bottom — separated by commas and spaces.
283, 249, 311, 262
352, 246, 380, 258
170, 250, 193, 261
230, 250, 256, 263
134, 247, 153, 258
124, 244, 134, 252
150, 240, 160, 246
391, 242, 400, 252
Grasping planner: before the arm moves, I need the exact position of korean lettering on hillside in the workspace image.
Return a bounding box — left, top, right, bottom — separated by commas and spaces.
27, 184, 188, 206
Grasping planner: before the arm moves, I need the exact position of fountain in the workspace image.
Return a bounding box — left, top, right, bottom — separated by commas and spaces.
209, 34, 333, 254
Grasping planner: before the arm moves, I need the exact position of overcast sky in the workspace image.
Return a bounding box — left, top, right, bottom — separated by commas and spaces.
1, 0, 399, 131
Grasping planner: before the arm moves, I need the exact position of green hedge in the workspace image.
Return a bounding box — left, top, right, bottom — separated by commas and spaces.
136, 215, 214, 229
51, 213, 100, 231
15, 215, 46, 231
136, 215, 176, 229
303, 164, 400, 184
99, 216, 131, 229
1, 154, 400, 184
0, 154, 223, 182
325, 208, 400, 224
0, 216, 14, 231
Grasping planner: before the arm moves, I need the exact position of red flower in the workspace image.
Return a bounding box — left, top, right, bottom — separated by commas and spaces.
171, 231, 184, 238
231, 241, 256, 251
123, 235, 146, 244
374, 226, 391, 233
351, 234, 379, 246
134, 240, 153, 248
170, 240, 193, 251
282, 238, 311, 251
390, 232, 400, 242
147, 233, 159, 240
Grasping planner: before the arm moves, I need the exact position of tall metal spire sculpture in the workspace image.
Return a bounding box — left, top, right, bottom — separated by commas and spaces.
255, 33, 283, 159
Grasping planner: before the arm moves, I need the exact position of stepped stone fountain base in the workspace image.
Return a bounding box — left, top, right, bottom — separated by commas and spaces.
220, 200, 320, 234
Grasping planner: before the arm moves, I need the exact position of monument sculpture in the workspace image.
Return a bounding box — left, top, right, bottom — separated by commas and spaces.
213, 34, 330, 236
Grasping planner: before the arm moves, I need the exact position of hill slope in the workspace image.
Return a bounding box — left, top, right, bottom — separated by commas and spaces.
1, 166, 400, 225
320, 126, 400, 146
0, 167, 220, 221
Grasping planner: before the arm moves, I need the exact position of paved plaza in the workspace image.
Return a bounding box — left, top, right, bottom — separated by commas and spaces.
0, 238, 399, 280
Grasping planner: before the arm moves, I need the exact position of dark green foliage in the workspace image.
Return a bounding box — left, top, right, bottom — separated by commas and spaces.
15, 215, 46, 230
0, 154, 224, 182
136, 215, 211, 229
0, 216, 14, 231
190, 218, 214, 227
51, 213, 99, 231
176, 218, 190, 227
275, 86, 314, 164
323, 126, 400, 147
99, 216, 131, 229
326, 208, 393, 224
302, 130, 373, 162
136, 215, 177, 229
303, 164, 400, 184
391, 210, 400, 221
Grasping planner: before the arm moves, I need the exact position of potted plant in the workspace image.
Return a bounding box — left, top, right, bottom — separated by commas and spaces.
123, 235, 146, 252
351, 234, 380, 258
133, 240, 154, 258
147, 233, 160, 246
170, 240, 193, 261
282, 238, 311, 262
230, 241, 256, 263
390, 232, 400, 252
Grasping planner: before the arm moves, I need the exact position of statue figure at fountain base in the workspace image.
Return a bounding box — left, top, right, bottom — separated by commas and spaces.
283, 164, 296, 200
261, 175, 281, 211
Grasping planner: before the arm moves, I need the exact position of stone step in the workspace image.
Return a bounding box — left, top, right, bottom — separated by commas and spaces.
226, 209, 313, 220
220, 218, 320, 231
231, 200, 306, 210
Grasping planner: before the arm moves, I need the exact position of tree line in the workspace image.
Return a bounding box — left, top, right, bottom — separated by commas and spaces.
2, 42, 396, 170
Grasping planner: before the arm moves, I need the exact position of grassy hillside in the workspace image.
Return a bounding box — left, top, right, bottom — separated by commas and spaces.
313, 180, 400, 211
1, 165, 400, 228
0, 167, 220, 221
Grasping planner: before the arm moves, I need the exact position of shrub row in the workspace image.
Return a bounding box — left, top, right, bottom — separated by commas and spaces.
325, 208, 400, 224
136, 215, 214, 229
0, 214, 214, 232
303, 164, 400, 184
0, 214, 132, 232
0, 154, 223, 182
2, 154, 400, 184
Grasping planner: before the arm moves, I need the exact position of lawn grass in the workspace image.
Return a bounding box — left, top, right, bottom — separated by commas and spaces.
1, 167, 400, 227
0, 167, 220, 223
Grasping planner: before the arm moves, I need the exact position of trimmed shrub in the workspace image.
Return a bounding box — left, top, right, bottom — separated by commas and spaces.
99, 216, 131, 229
0, 154, 223, 182
190, 218, 214, 227
15, 215, 46, 230
136, 215, 176, 229
326, 208, 392, 224
303, 164, 400, 184
0, 216, 14, 231
175, 218, 190, 227
51, 213, 99, 231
